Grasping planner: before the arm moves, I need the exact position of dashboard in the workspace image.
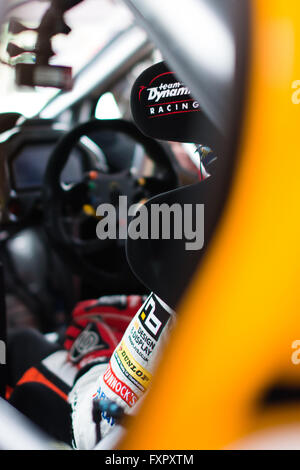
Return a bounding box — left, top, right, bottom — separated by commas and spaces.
12, 142, 83, 191
1, 118, 181, 224
1, 119, 99, 222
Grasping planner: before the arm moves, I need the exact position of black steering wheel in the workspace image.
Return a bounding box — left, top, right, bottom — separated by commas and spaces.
42, 118, 178, 294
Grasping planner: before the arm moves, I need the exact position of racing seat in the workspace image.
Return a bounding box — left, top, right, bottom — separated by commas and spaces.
0, 115, 84, 332
126, 61, 224, 309
0, 226, 76, 332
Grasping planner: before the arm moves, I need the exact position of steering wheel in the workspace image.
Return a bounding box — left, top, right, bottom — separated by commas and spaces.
42, 118, 178, 293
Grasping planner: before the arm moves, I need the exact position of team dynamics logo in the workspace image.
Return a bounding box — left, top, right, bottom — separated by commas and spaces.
139, 71, 200, 119
138, 294, 171, 341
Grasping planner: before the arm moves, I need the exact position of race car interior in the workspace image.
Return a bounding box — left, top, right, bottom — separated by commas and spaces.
0, 0, 247, 450
1, 0, 298, 453
1, 114, 180, 332
0, 0, 212, 447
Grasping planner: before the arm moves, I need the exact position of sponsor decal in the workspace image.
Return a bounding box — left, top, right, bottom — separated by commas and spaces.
69, 323, 109, 363
114, 341, 152, 391
113, 350, 145, 392
127, 333, 148, 363
126, 320, 156, 363
138, 294, 171, 341
148, 100, 200, 118
92, 386, 115, 426
139, 72, 200, 118
147, 82, 190, 102
103, 362, 138, 407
